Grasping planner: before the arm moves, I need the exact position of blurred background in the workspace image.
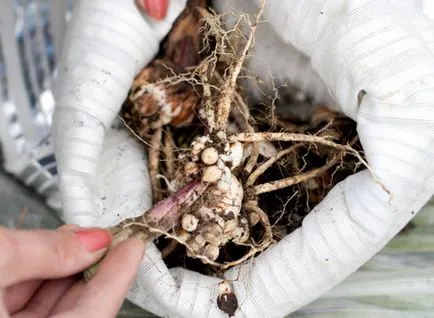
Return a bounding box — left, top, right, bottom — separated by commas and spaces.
0, 0, 434, 317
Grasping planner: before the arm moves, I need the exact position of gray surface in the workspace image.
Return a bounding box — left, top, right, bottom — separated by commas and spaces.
0, 169, 61, 229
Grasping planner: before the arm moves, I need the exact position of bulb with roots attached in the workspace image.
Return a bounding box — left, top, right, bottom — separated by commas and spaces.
174, 135, 251, 262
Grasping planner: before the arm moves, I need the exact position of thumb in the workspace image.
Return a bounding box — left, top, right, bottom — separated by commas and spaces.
0, 226, 112, 287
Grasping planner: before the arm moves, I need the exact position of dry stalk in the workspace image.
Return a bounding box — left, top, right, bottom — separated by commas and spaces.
84, 180, 208, 281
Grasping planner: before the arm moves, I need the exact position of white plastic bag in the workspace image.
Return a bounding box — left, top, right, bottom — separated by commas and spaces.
52, 0, 434, 317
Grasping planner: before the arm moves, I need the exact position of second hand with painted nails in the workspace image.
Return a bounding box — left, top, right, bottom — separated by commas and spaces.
138, 0, 169, 20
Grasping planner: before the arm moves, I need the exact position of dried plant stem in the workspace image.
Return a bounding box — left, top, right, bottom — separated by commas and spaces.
150, 128, 163, 202
214, 0, 267, 131
84, 180, 208, 281
247, 144, 302, 186
254, 154, 340, 195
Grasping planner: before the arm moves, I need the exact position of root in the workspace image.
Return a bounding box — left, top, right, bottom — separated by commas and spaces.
246, 144, 302, 186
230, 132, 392, 195
113, 0, 374, 277
219, 238, 273, 270
215, 71, 254, 133
142, 225, 222, 267
254, 154, 340, 195
244, 200, 273, 242
163, 129, 175, 179
197, 61, 216, 130
117, 115, 151, 147
156, 174, 177, 193
244, 143, 260, 173
150, 128, 163, 202
230, 132, 349, 150
214, 0, 268, 131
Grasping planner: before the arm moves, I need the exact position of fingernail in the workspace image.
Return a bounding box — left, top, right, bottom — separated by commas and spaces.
141, 0, 169, 20
75, 228, 112, 252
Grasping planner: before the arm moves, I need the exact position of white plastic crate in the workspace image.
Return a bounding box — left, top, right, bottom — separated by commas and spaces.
0, 0, 73, 214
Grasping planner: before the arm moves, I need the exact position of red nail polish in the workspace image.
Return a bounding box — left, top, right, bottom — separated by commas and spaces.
140, 0, 151, 14
75, 228, 112, 252
141, 0, 168, 20
153, 0, 169, 20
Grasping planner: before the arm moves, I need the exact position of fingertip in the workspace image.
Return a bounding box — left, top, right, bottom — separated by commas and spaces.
139, 0, 169, 20
74, 228, 112, 253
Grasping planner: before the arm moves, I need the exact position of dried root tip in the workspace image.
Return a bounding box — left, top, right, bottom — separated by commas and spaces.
244, 201, 273, 242
182, 213, 199, 232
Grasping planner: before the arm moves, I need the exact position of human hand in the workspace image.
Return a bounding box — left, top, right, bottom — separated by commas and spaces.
1, 225, 144, 317
53, 0, 434, 317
